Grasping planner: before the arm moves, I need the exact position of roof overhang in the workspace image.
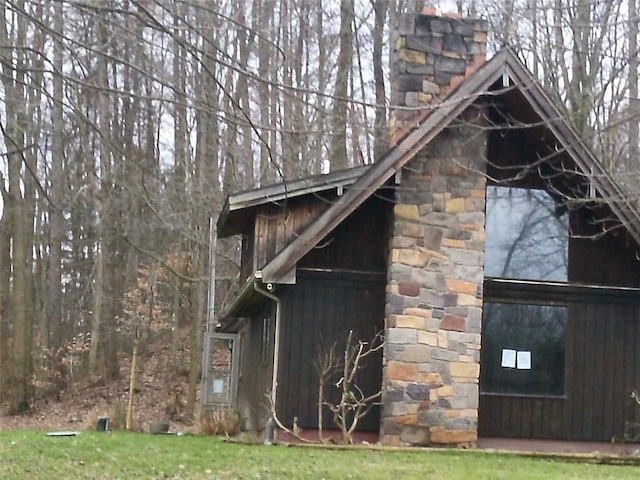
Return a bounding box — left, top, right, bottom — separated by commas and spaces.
215, 274, 285, 332
217, 166, 369, 237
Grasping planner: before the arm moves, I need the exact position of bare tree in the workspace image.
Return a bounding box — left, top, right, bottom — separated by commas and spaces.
629, 0, 639, 172
1, 0, 37, 412
319, 330, 384, 444
372, 0, 389, 162
46, 0, 65, 379
329, 0, 355, 171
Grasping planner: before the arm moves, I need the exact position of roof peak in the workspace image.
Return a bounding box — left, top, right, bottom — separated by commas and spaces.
259, 50, 640, 283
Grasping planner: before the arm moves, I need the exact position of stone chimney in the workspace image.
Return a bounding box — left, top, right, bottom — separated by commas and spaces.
390, 8, 488, 144
381, 8, 490, 448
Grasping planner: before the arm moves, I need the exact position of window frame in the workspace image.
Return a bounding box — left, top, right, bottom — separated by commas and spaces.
482, 182, 573, 399
479, 297, 568, 399
484, 185, 569, 283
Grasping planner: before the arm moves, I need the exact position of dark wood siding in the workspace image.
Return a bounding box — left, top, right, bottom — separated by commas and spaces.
243, 194, 389, 277
482, 127, 640, 440
253, 195, 334, 271
276, 270, 386, 431
479, 286, 640, 441
240, 230, 255, 285
236, 303, 275, 431
298, 196, 389, 272
569, 208, 640, 288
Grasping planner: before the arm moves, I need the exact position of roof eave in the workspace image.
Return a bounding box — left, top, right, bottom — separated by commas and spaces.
217, 166, 369, 238
215, 276, 263, 331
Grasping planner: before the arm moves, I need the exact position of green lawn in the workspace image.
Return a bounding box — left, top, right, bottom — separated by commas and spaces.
0, 430, 638, 479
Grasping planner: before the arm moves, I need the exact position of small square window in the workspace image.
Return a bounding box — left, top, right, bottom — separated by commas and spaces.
480, 302, 567, 397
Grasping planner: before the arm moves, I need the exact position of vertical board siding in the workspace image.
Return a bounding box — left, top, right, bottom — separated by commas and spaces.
569, 210, 640, 288
277, 270, 386, 432
253, 197, 331, 271
479, 301, 640, 441
298, 196, 389, 273
251, 196, 389, 275
240, 230, 255, 285
236, 303, 274, 431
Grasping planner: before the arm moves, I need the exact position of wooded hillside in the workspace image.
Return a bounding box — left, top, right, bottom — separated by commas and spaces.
1, 0, 638, 422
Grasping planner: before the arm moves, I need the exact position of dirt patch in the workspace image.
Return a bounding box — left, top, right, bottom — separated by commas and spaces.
0, 328, 199, 434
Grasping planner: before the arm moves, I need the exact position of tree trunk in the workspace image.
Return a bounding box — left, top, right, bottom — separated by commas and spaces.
89, 238, 104, 380
92, 4, 120, 382
313, 0, 327, 174
1, 0, 33, 413
47, 0, 65, 374
7, 149, 30, 413
258, 0, 275, 185
629, 0, 639, 170
329, 0, 354, 171
0, 182, 10, 402
372, 0, 389, 162
126, 328, 140, 430
237, 0, 255, 185
186, 255, 204, 420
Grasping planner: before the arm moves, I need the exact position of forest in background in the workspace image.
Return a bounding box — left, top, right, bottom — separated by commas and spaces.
1, 0, 638, 421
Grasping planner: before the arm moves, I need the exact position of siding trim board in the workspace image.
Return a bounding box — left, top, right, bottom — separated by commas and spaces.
485, 278, 640, 306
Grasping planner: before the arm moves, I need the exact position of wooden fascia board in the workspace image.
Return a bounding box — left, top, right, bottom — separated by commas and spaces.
216, 198, 231, 236
216, 275, 264, 329
504, 53, 640, 245
260, 53, 510, 284
226, 167, 367, 211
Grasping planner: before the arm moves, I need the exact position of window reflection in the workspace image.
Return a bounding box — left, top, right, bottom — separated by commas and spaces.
485, 186, 568, 281
480, 302, 567, 397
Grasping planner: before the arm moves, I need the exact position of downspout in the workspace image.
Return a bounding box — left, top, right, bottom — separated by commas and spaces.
253, 278, 281, 445
201, 217, 217, 415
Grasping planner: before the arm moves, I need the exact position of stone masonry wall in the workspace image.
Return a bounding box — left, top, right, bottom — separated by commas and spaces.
390, 10, 488, 145
381, 114, 488, 447
380, 9, 489, 448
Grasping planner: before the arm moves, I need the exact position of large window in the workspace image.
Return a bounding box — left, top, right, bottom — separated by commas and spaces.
482, 186, 570, 397
485, 186, 569, 282
480, 302, 567, 397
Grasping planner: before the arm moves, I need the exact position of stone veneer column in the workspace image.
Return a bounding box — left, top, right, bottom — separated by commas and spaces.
381, 116, 487, 447
380, 9, 489, 448
389, 10, 488, 145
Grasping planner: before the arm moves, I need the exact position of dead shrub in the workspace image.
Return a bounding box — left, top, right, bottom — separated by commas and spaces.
199, 408, 239, 436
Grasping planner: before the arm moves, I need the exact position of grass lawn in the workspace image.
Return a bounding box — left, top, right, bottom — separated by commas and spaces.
0, 430, 639, 479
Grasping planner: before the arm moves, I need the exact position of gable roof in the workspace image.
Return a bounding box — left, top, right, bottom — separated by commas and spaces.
257, 48, 640, 283
218, 165, 369, 237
